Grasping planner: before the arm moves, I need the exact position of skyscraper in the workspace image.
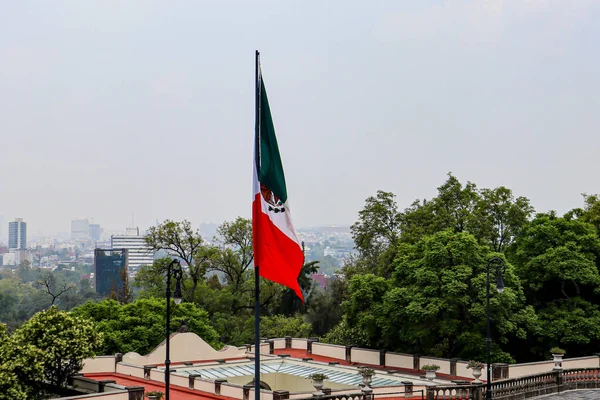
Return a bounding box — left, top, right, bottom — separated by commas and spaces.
94, 248, 128, 297
89, 224, 102, 241
71, 218, 90, 241
110, 227, 154, 273
8, 218, 26, 251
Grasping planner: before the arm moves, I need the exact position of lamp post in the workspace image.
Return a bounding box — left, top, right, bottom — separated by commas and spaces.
486, 257, 506, 400
165, 259, 183, 400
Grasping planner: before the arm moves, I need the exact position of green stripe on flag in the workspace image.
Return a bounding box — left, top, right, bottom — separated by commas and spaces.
258, 77, 288, 203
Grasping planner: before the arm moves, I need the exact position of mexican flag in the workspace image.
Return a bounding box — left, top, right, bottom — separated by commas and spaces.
252, 69, 304, 301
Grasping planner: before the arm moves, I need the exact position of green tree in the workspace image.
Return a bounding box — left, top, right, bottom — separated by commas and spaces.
260, 314, 312, 338
511, 212, 600, 358
350, 190, 401, 277
325, 274, 389, 348
305, 278, 346, 336
473, 187, 534, 252
145, 220, 216, 300
12, 307, 102, 391
0, 324, 44, 400
71, 298, 220, 355
332, 231, 536, 362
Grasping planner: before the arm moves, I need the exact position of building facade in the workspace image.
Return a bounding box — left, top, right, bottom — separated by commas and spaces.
71, 218, 90, 241
110, 227, 154, 273
89, 224, 102, 241
8, 218, 26, 250
94, 248, 128, 297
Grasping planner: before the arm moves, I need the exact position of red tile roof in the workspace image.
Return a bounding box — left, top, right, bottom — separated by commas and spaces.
84, 373, 238, 400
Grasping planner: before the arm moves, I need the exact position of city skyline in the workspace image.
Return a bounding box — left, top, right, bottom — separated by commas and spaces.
1, 1, 599, 236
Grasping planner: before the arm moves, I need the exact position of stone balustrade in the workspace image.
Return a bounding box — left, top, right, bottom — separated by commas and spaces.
425, 368, 600, 399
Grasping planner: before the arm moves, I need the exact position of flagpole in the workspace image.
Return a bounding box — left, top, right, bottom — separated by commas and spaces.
254, 49, 261, 400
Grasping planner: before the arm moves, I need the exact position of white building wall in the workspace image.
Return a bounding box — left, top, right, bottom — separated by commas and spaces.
110, 233, 154, 271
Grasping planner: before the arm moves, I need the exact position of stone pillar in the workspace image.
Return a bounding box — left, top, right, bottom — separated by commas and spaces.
380, 349, 387, 367
115, 353, 123, 365
450, 358, 460, 376
273, 390, 290, 400
402, 381, 413, 398
473, 384, 484, 400
215, 378, 227, 395
345, 346, 353, 362
307, 338, 318, 354
425, 387, 434, 400
188, 373, 201, 389
268, 340, 275, 354
67, 373, 82, 386
492, 363, 509, 380
413, 354, 421, 371
126, 386, 145, 400
243, 384, 253, 400
98, 380, 116, 392
143, 366, 156, 380
285, 336, 292, 349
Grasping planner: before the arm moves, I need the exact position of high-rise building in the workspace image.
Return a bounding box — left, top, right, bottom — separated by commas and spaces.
94, 248, 128, 297
89, 224, 102, 241
71, 218, 90, 241
8, 218, 26, 250
110, 227, 155, 272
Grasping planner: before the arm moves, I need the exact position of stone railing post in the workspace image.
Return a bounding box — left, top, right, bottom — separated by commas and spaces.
285, 336, 292, 349
188, 373, 201, 389
243, 384, 253, 400
126, 385, 145, 400
380, 349, 387, 366
268, 340, 275, 354
450, 358, 460, 376
215, 378, 227, 395
274, 390, 290, 400
556, 370, 563, 391
143, 365, 156, 380
307, 338, 318, 354
115, 353, 123, 366
473, 384, 484, 400
413, 354, 421, 371
345, 346, 353, 362
492, 363, 509, 380
425, 387, 435, 400
402, 381, 413, 398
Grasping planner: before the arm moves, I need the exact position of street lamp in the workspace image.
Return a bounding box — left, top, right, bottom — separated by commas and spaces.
165, 259, 183, 400
486, 256, 506, 400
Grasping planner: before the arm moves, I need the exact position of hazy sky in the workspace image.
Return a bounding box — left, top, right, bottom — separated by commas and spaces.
1, 0, 599, 237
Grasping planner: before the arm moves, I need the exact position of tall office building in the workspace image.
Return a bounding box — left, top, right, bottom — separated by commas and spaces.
71, 218, 90, 241
8, 218, 26, 250
89, 224, 102, 241
110, 227, 155, 272
94, 248, 128, 297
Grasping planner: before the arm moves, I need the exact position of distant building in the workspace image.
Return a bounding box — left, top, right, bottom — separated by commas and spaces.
8, 218, 26, 251
94, 248, 128, 297
110, 227, 154, 272
311, 273, 330, 289
71, 219, 90, 241
89, 224, 102, 241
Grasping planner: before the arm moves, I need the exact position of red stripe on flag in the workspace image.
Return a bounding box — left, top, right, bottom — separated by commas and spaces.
252, 193, 304, 302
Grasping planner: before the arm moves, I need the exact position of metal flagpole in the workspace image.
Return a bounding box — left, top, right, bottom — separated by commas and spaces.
254, 49, 261, 400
